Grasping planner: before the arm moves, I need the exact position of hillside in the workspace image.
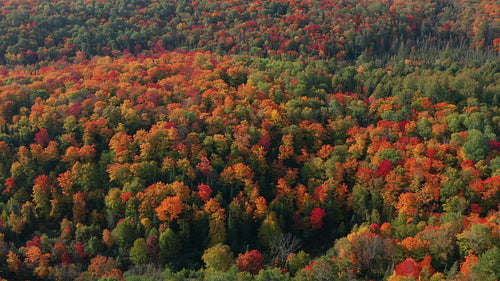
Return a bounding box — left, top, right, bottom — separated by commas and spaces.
0, 0, 499, 280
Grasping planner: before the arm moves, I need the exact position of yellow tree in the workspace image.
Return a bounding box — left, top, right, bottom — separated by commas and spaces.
202, 243, 234, 272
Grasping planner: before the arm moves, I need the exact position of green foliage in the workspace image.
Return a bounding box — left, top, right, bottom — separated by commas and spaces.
202, 243, 234, 272
392, 213, 419, 240
441, 169, 468, 203
416, 117, 433, 140
286, 251, 310, 276
76, 224, 101, 243
0, 2, 498, 279
203, 265, 254, 281
458, 224, 494, 256
112, 219, 136, 249
472, 247, 500, 281
376, 148, 402, 164
86, 236, 103, 258
489, 156, 500, 174
258, 213, 282, 248
159, 228, 181, 265
129, 238, 151, 266
254, 267, 291, 281
464, 129, 489, 162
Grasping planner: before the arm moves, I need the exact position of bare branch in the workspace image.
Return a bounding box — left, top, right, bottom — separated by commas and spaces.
270, 233, 301, 267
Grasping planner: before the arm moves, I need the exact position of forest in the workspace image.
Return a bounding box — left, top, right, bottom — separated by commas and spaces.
0, 0, 499, 280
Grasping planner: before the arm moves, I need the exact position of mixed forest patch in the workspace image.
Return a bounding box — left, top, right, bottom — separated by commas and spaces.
0, 0, 499, 280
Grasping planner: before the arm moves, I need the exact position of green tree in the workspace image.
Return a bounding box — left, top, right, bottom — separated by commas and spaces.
202, 243, 234, 272
458, 224, 494, 256
464, 129, 489, 162
254, 267, 291, 281
86, 236, 103, 258
112, 219, 136, 249
440, 168, 467, 203
446, 113, 463, 133
286, 250, 310, 276
129, 238, 151, 266
159, 228, 181, 265
472, 246, 500, 281
258, 212, 282, 248
416, 117, 433, 140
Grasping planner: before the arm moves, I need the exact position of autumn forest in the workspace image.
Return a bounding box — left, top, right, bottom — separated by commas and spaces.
0, 0, 499, 280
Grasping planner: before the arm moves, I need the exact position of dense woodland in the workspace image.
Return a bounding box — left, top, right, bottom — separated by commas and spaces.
0, 0, 499, 280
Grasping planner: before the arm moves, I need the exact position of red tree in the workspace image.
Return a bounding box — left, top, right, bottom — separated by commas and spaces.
236, 250, 264, 275
310, 208, 326, 230
377, 159, 393, 177
74, 242, 87, 259
35, 128, 50, 147
197, 184, 212, 201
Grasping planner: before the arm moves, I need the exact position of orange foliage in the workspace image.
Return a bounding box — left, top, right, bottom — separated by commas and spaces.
400, 237, 431, 259
103, 229, 114, 248
278, 134, 294, 160
7, 250, 22, 272
389, 256, 434, 281
459, 252, 479, 279
253, 196, 268, 219
88, 255, 123, 280
72, 192, 87, 224
395, 192, 417, 217
204, 198, 226, 221
155, 196, 184, 222
470, 176, 500, 200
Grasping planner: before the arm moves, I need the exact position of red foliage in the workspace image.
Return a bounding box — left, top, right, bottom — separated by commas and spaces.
0, 13, 495, 275
120, 192, 134, 204
377, 159, 393, 177
393, 256, 434, 280
26, 236, 42, 249
74, 242, 87, 259
196, 157, 213, 175
34, 128, 50, 147
304, 260, 316, 273
259, 136, 271, 152
461, 159, 475, 170
314, 184, 328, 203
370, 223, 380, 232
489, 140, 500, 150
394, 258, 419, 280
399, 120, 409, 133
165, 122, 177, 129
425, 148, 437, 159
356, 167, 374, 182
34, 174, 51, 190
61, 225, 71, 240
3, 177, 15, 194
310, 207, 326, 230
419, 255, 434, 276
197, 184, 212, 201
380, 222, 392, 238
334, 92, 346, 105
62, 253, 72, 264
52, 242, 69, 263
396, 136, 409, 148
236, 250, 264, 275
470, 204, 483, 214
66, 103, 82, 116
147, 235, 159, 259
